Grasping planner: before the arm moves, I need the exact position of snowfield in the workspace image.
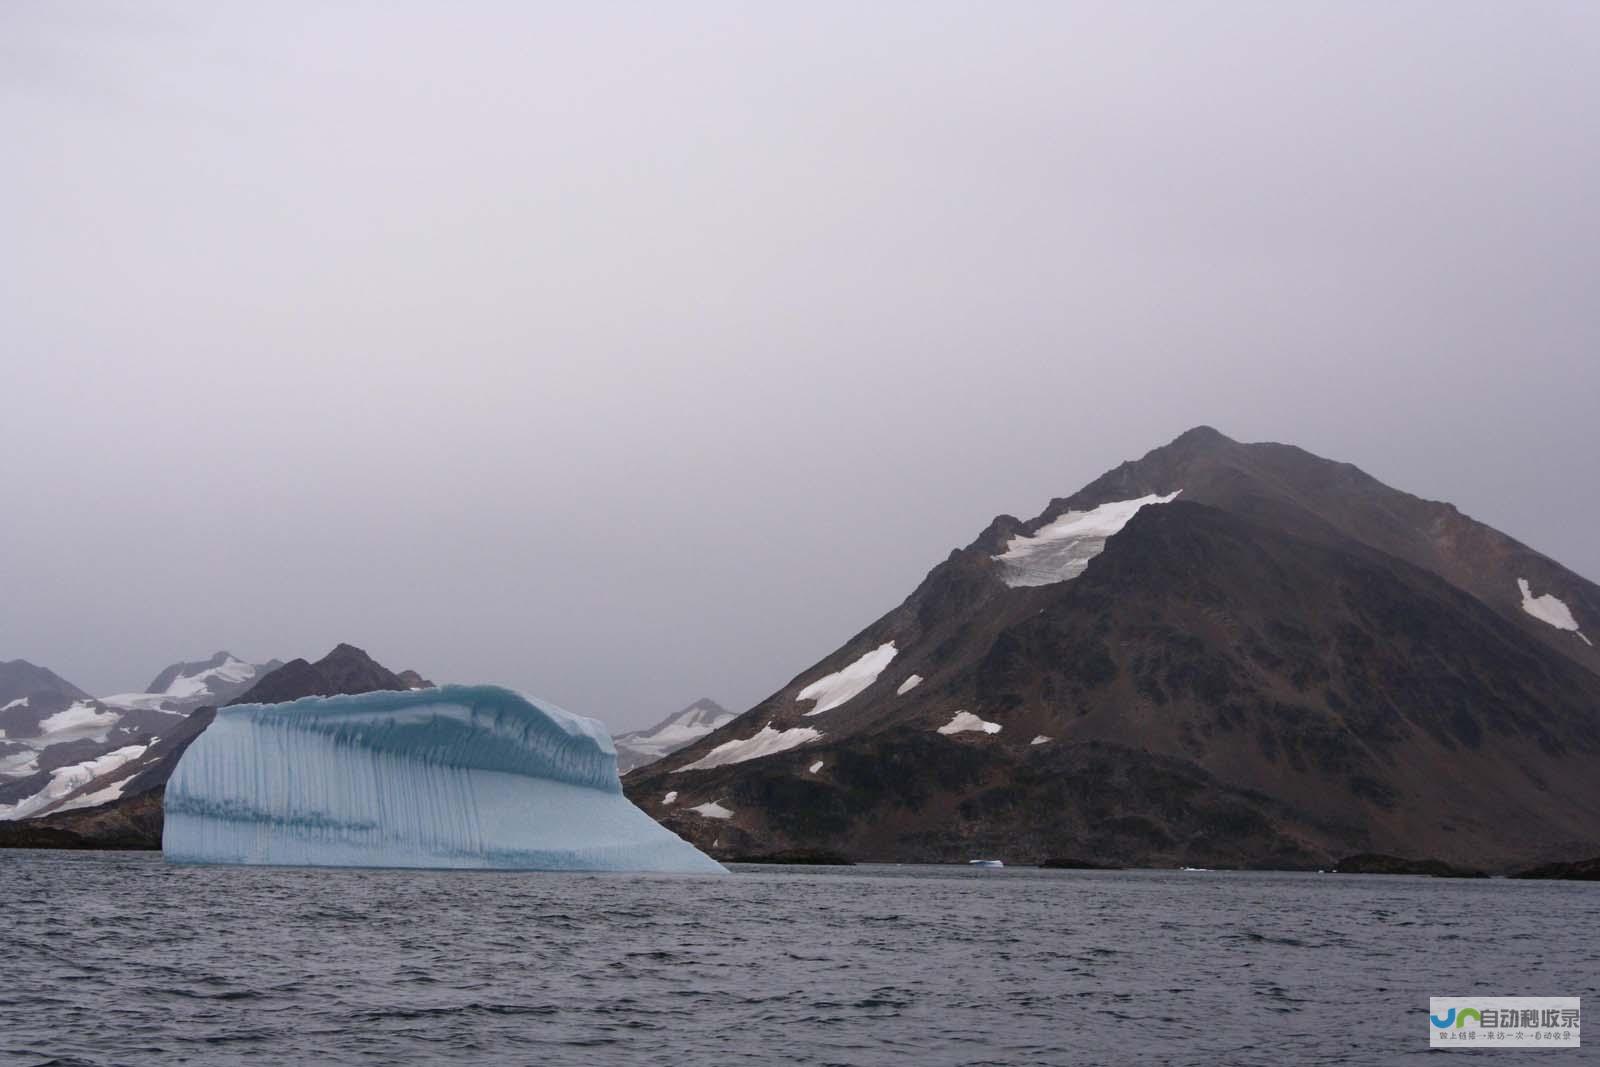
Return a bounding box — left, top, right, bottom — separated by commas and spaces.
896, 674, 923, 695
1518, 578, 1592, 645
689, 801, 733, 819
0, 742, 152, 820
37, 702, 119, 736
994, 492, 1181, 587
937, 711, 1002, 736
678, 725, 823, 771
160, 654, 260, 701
798, 642, 897, 715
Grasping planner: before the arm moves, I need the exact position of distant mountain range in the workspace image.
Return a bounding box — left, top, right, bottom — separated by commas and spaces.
614, 699, 735, 774
0, 642, 718, 847
626, 427, 1600, 872
0, 651, 282, 821
0, 644, 431, 846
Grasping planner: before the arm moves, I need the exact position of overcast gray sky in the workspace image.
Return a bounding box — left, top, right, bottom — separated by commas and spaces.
3, 2, 1597, 730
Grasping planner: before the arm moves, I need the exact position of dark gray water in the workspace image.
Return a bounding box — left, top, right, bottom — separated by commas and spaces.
2, 852, 1592, 1066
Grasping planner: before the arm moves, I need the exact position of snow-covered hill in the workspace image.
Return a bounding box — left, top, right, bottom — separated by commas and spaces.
613, 699, 735, 774
118, 651, 285, 712
0, 651, 280, 821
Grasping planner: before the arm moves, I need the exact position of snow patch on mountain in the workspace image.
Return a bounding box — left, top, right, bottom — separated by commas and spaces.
1518, 579, 1592, 645
100, 692, 182, 712
994, 492, 1181, 587
141, 652, 280, 709
161, 655, 258, 700
38, 702, 119, 736
0, 742, 153, 820
1030, 735, 1051, 745
937, 711, 1002, 736
798, 642, 897, 715
689, 801, 733, 819
679, 724, 823, 771
896, 674, 923, 695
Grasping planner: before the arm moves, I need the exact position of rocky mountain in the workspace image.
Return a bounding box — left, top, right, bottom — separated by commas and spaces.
139, 651, 285, 709
233, 643, 429, 705
0, 659, 90, 711
626, 428, 1600, 871
0, 644, 431, 849
614, 699, 735, 774
0, 652, 283, 822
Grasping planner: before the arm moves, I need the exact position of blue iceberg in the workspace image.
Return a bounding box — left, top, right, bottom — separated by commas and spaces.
163, 685, 725, 873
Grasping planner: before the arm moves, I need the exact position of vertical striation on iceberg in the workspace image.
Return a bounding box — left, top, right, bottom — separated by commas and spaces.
163, 685, 724, 873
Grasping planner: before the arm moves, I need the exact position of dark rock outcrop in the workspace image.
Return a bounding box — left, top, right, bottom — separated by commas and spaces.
1331, 853, 1487, 878
1511, 856, 1600, 881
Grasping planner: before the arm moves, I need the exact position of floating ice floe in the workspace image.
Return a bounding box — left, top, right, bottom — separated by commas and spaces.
678, 724, 822, 771
162, 685, 725, 873
993, 492, 1181, 588
896, 674, 923, 695
937, 711, 1002, 736
798, 642, 897, 715
1518, 578, 1592, 646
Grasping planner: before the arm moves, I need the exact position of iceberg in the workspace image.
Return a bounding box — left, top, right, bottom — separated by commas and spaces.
163, 685, 725, 874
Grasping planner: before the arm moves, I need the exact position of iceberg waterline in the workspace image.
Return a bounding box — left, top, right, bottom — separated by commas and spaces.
163, 685, 724, 873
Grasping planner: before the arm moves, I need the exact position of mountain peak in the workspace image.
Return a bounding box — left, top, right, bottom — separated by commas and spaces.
1169, 425, 1234, 448
143, 652, 279, 706
613, 698, 736, 774
627, 428, 1600, 870
228, 643, 418, 707
0, 659, 91, 703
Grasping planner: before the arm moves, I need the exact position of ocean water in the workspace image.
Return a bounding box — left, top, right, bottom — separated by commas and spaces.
2, 852, 1592, 1066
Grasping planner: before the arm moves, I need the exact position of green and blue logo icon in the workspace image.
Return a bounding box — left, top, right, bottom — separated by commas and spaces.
1430, 1007, 1482, 1029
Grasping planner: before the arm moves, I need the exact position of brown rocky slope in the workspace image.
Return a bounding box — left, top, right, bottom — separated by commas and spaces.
626, 428, 1600, 871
